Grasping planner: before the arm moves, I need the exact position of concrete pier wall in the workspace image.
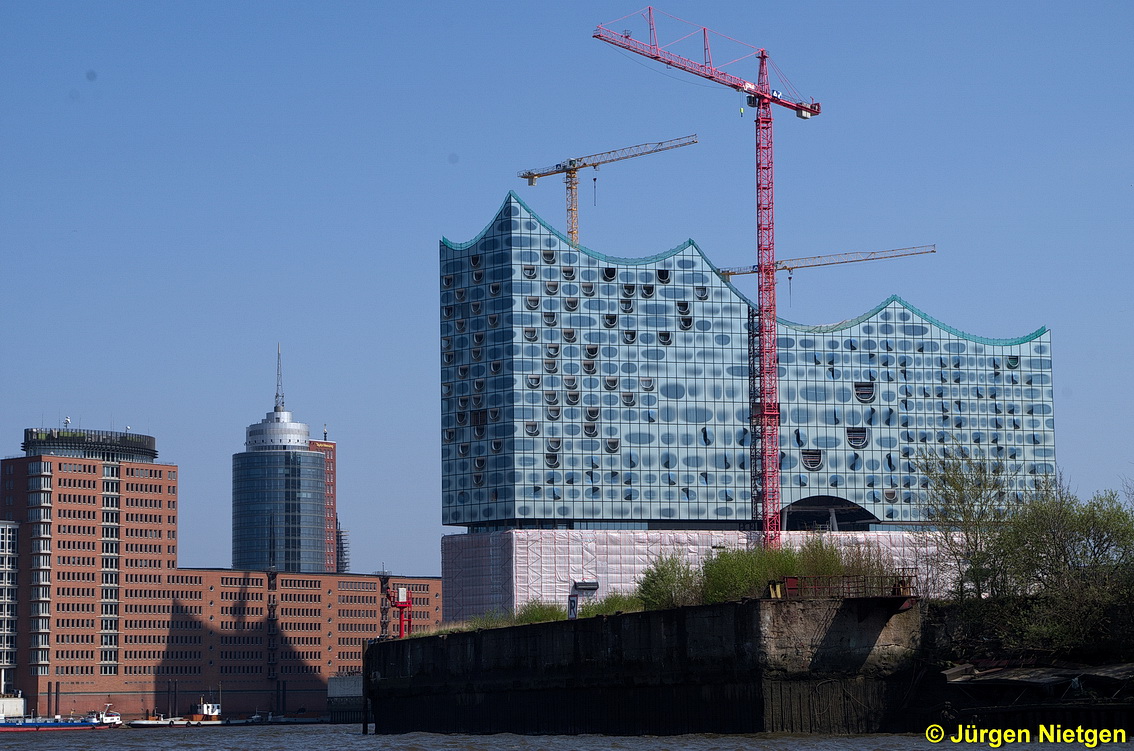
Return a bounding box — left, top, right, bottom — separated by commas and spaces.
365, 597, 919, 735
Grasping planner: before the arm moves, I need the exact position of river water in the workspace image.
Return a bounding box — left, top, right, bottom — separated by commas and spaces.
13, 725, 1106, 750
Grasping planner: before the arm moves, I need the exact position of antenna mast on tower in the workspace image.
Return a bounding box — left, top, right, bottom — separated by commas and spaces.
275, 344, 285, 412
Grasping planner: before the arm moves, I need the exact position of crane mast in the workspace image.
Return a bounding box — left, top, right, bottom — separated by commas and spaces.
596, 8, 819, 547
519, 134, 698, 244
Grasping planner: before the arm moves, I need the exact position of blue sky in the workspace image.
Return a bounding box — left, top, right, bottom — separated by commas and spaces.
2, 2, 1131, 575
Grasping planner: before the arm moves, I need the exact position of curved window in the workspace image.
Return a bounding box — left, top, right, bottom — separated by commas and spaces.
657, 269, 671, 284
543, 312, 558, 326
694, 286, 708, 300
800, 450, 823, 471
442, 352, 455, 365
563, 329, 577, 343
472, 472, 484, 486
545, 281, 559, 295
583, 360, 597, 374
562, 266, 576, 280
542, 249, 556, 264
679, 317, 693, 330
442, 430, 455, 442
543, 359, 558, 373
525, 423, 539, 437
489, 361, 502, 374
603, 315, 618, 328
619, 299, 633, 313
585, 407, 601, 421
488, 408, 499, 421
603, 377, 619, 390
563, 375, 578, 388
544, 392, 559, 405
487, 314, 500, 328
585, 344, 599, 357
491, 440, 503, 452
622, 330, 637, 344
602, 268, 617, 282
471, 269, 483, 283
472, 425, 485, 439
676, 301, 691, 315
566, 391, 581, 405
640, 378, 655, 391
621, 392, 635, 406
474, 379, 486, 392
457, 443, 470, 456
522, 266, 537, 279
1006, 355, 1020, 369
622, 284, 635, 297
854, 382, 876, 403
605, 439, 620, 453
525, 297, 539, 310
581, 282, 595, 296
489, 283, 501, 296
442, 275, 454, 288
546, 438, 562, 452
641, 284, 654, 298
658, 331, 672, 345
545, 406, 561, 420
524, 328, 538, 342
565, 298, 579, 311
847, 427, 869, 448
526, 375, 541, 388
584, 423, 598, 437
545, 344, 560, 357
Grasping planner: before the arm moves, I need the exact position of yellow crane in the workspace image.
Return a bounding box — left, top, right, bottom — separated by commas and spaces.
719, 244, 936, 279
518, 134, 698, 244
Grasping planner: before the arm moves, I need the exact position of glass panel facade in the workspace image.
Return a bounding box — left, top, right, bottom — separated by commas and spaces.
441, 194, 1055, 532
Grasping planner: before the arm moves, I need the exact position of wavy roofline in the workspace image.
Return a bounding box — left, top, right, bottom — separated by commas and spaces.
779, 294, 1048, 346
444, 194, 1046, 347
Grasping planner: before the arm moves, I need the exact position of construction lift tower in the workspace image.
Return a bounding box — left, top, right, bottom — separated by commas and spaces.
595, 7, 821, 547
519, 134, 697, 245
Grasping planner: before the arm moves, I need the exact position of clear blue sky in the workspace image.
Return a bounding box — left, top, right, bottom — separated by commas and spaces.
2, 2, 1131, 576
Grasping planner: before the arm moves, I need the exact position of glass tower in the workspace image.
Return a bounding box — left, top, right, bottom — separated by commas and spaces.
440, 193, 1055, 533
232, 404, 326, 572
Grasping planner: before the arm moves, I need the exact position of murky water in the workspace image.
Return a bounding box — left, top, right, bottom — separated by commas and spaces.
9, 724, 1103, 750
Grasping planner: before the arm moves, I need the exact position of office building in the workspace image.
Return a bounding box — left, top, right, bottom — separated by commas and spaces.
440, 193, 1054, 618
232, 394, 327, 573
2, 427, 441, 717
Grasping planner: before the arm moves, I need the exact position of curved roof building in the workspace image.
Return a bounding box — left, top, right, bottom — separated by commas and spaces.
440, 193, 1054, 533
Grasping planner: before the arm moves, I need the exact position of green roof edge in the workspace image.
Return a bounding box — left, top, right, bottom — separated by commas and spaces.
444, 194, 1046, 347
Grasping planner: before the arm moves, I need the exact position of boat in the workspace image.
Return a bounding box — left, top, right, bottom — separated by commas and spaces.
128, 701, 260, 728
84, 704, 123, 728
0, 715, 104, 732
128, 713, 190, 728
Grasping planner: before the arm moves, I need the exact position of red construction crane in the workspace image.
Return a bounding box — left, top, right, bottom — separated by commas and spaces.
595, 7, 820, 547
519, 135, 698, 244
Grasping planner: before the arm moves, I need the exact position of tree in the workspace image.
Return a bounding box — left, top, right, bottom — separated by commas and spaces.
918, 447, 1017, 599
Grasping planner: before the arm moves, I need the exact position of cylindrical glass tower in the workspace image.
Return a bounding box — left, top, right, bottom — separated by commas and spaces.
232, 405, 326, 572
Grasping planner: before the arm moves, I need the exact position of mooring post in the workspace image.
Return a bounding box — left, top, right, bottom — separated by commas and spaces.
361, 693, 369, 734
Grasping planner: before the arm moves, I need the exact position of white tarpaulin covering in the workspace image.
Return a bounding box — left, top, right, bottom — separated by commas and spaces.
442, 529, 945, 622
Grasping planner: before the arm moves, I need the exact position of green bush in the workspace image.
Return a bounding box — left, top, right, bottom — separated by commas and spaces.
636, 553, 702, 610
578, 591, 643, 618
701, 546, 798, 604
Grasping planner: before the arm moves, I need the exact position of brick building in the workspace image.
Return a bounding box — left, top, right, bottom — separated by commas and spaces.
1, 427, 441, 718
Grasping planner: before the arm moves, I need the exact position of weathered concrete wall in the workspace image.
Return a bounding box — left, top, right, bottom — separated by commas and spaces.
365, 597, 919, 735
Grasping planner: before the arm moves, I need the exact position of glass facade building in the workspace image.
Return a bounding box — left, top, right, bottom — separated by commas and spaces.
232, 406, 326, 572
440, 193, 1055, 533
